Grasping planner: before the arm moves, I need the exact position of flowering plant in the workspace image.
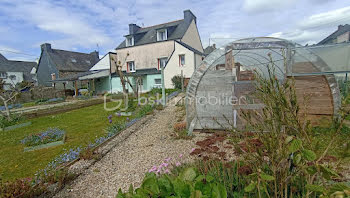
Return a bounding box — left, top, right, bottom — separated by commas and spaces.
21, 128, 65, 147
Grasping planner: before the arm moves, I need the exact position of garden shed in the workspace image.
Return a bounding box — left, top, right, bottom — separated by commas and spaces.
186, 37, 349, 133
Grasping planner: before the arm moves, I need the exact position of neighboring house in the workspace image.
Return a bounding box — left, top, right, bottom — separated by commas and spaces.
204, 44, 216, 56
113, 9, 205, 91
0, 53, 37, 90
78, 52, 117, 95
36, 43, 99, 88
318, 24, 350, 45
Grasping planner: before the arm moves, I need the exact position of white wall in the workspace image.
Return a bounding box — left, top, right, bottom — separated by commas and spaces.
181, 20, 204, 53
115, 41, 174, 72
2, 72, 23, 90
90, 53, 111, 71
164, 42, 202, 88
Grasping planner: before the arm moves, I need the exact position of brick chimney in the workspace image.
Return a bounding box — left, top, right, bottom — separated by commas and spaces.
129, 24, 141, 35
184, 10, 196, 24
40, 43, 52, 52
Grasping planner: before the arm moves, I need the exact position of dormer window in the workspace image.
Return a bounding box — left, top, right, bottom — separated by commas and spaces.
157, 29, 167, 41
126, 36, 134, 47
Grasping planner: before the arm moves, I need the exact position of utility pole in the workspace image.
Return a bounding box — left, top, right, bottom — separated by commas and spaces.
181, 70, 184, 92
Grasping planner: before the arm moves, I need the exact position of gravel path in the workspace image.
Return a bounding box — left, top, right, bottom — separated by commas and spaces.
54, 94, 206, 198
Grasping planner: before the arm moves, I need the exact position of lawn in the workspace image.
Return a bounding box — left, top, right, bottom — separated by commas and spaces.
0, 101, 124, 181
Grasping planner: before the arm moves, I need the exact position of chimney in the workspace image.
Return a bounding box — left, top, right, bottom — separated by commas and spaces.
184, 10, 196, 24
338, 25, 344, 30
129, 24, 141, 35
51, 73, 56, 81
41, 43, 52, 52
213, 44, 216, 49
90, 50, 99, 61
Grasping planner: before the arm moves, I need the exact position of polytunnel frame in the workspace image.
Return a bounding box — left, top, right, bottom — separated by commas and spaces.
186, 37, 342, 134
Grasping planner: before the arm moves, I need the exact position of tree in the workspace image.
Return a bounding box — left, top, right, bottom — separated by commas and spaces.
111, 53, 142, 100
0, 79, 20, 121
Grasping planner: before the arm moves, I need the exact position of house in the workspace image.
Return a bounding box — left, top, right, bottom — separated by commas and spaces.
0, 53, 37, 90
77, 52, 117, 95
36, 43, 99, 89
318, 24, 350, 45
112, 9, 205, 92
204, 44, 216, 56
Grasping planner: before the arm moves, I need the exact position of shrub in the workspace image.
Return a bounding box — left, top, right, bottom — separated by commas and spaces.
149, 88, 179, 95
79, 147, 95, 160
136, 104, 153, 118
236, 57, 350, 197
0, 179, 47, 198
174, 122, 186, 132
35, 98, 49, 104
171, 75, 182, 90
195, 160, 246, 198
20, 128, 65, 147
40, 168, 76, 189
116, 167, 227, 198
154, 104, 164, 111
106, 120, 126, 135
0, 114, 22, 128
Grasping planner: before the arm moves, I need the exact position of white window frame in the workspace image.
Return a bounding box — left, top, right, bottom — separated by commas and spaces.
154, 78, 161, 85
0, 72, 7, 79
179, 54, 185, 66
158, 57, 168, 70
157, 29, 167, 41
126, 36, 134, 47
127, 61, 136, 72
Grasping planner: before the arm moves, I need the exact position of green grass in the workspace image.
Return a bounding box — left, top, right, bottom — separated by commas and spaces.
0, 102, 125, 181
21, 101, 37, 108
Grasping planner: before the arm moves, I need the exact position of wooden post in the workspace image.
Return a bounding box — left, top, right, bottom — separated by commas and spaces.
92, 79, 95, 95
63, 82, 66, 97
225, 49, 233, 71
74, 81, 78, 97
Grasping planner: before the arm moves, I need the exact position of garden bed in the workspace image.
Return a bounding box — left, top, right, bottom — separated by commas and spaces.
21, 128, 66, 152
0, 121, 31, 132
24, 138, 65, 152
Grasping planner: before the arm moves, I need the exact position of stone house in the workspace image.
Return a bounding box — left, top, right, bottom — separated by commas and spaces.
36, 43, 99, 89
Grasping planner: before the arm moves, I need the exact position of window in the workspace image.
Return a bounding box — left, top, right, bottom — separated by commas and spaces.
158, 57, 168, 70
127, 61, 135, 72
0, 72, 7, 79
154, 78, 161, 85
179, 54, 185, 66
126, 36, 134, 47
157, 29, 167, 41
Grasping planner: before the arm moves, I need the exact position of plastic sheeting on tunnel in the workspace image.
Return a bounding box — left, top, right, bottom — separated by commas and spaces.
186, 37, 349, 134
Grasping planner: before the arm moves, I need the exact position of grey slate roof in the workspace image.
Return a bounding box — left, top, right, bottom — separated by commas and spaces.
0, 53, 37, 82
116, 19, 191, 49
47, 49, 99, 72
318, 24, 350, 45
204, 45, 216, 56
0, 53, 7, 62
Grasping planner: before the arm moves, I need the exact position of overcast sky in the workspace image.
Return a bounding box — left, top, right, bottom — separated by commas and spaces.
0, 0, 349, 61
